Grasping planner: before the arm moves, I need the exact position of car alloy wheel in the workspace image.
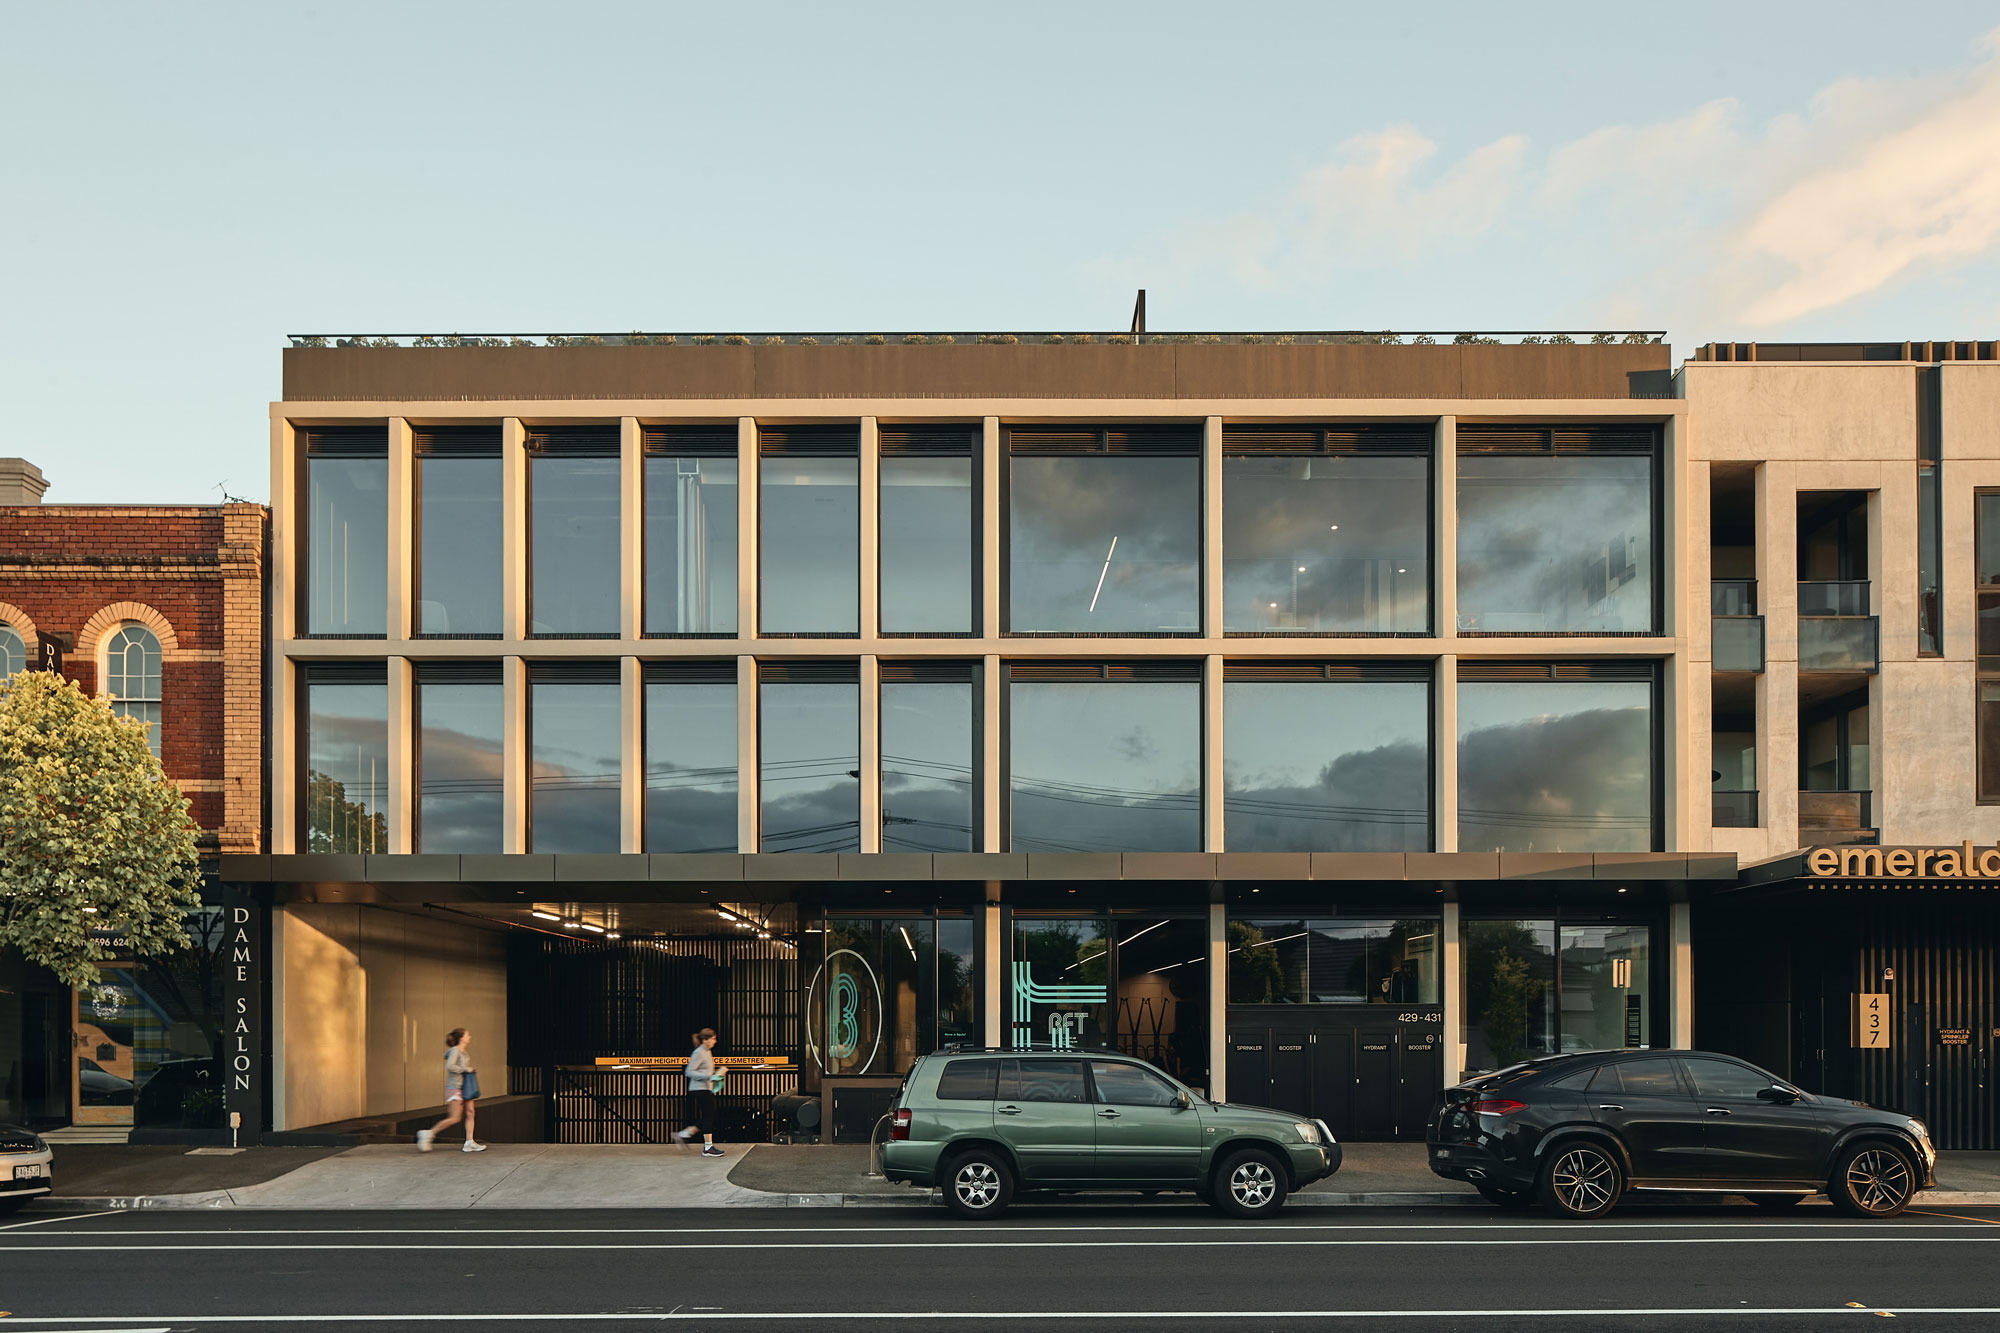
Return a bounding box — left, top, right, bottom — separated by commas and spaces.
1841, 1147, 1914, 1216
955, 1160, 1001, 1210
1230, 1159, 1278, 1210
1544, 1144, 1621, 1218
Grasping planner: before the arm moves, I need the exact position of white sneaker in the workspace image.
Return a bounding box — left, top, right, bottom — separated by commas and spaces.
673, 1128, 692, 1142
462, 1141, 487, 1153
416, 1130, 433, 1153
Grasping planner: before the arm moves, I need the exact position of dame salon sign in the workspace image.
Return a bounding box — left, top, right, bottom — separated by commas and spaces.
1807, 843, 2000, 879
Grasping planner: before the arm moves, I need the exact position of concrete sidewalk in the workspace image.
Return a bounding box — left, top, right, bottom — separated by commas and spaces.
29, 1141, 2000, 1212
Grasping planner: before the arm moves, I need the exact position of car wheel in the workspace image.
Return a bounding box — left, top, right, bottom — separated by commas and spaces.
1474, 1181, 1534, 1209
1748, 1193, 1807, 1209
1538, 1141, 1624, 1220
1829, 1143, 1917, 1219
1213, 1148, 1289, 1219
943, 1149, 1013, 1221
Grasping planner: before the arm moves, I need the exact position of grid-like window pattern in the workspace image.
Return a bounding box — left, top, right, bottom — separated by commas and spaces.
104, 624, 163, 756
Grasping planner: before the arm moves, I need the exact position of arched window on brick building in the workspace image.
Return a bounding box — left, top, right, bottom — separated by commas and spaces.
0, 622, 24, 680
104, 624, 163, 756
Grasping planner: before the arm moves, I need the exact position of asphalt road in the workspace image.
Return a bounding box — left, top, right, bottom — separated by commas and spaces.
3, 1202, 2000, 1331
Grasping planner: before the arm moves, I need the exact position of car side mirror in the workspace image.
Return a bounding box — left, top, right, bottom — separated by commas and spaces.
1176, 1090, 1192, 1110
1757, 1085, 1799, 1105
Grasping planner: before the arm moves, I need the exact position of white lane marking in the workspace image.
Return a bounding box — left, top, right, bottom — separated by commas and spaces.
0, 1211, 130, 1233
5, 1220, 1984, 1238
6, 1236, 2000, 1252
1, 1309, 1999, 1323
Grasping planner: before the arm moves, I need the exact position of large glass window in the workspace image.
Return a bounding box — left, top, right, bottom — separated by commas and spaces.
937, 915, 979, 1048
645, 668, 739, 853
1222, 435, 1428, 633
1007, 429, 1199, 633
1458, 677, 1655, 852
0, 623, 25, 679
528, 432, 621, 635
810, 916, 938, 1076
1008, 673, 1200, 852
415, 670, 503, 853
302, 669, 389, 853
1559, 924, 1652, 1053
881, 673, 975, 852
1461, 919, 1651, 1071
104, 625, 163, 757
1009, 917, 1109, 1050
644, 435, 738, 635
1112, 916, 1209, 1089
303, 432, 387, 636
1223, 676, 1429, 851
1228, 918, 1441, 1005
881, 446, 974, 634
1457, 431, 1655, 634
528, 671, 621, 852
760, 673, 859, 852
760, 430, 859, 634
415, 430, 502, 636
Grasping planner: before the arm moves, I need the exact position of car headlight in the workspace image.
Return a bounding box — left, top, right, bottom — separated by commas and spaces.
1906, 1118, 1931, 1142
1294, 1121, 1321, 1144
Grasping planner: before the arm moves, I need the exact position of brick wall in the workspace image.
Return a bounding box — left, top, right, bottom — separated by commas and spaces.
0, 502, 267, 854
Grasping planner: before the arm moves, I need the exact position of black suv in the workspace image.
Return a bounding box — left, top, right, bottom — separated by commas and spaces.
1428, 1050, 1936, 1219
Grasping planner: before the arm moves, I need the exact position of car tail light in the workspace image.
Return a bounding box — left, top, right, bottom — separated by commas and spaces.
889, 1108, 912, 1141
1466, 1099, 1526, 1116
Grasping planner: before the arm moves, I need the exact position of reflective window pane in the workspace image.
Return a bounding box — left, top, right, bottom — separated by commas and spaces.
814, 917, 936, 1075
1458, 455, 1653, 633
530, 457, 620, 635
937, 916, 979, 1048
1459, 681, 1654, 852
645, 682, 738, 853
1223, 681, 1428, 851
416, 682, 503, 853
1561, 925, 1651, 1052
1114, 916, 1208, 1088
0, 624, 25, 678
645, 456, 738, 634
105, 625, 163, 757
881, 680, 974, 852
1009, 682, 1200, 852
761, 459, 857, 634
306, 456, 387, 635
1009, 457, 1198, 633
416, 456, 502, 635
529, 681, 621, 852
304, 680, 389, 853
1229, 918, 1440, 1005
760, 682, 859, 852
1223, 456, 1428, 632
881, 457, 974, 634
1462, 919, 1557, 1070
1008, 918, 1108, 1050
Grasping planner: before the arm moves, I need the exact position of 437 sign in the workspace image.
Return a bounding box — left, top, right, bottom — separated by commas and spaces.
1852, 993, 1892, 1049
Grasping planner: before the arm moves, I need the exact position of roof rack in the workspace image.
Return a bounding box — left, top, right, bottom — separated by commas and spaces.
934, 1044, 1132, 1058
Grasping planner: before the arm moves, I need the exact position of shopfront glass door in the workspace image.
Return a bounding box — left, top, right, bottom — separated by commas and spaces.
1462, 919, 1655, 1074
73, 968, 147, 1127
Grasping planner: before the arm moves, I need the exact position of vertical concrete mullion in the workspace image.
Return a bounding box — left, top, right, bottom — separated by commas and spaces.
981, 654, 1002, 851
1759, 462, 1799, 842
387, 656, 414, 854
1434, 654, 1458, 853
1441, 901, 1463, 1085
502, 419, 528, 642
273, 659, 297, 852
502, 656, 528, 853
982, 903, 1003, 1047
738, 418, 759, 638
620, 417, 642, 641
737, 655, 758, 853
981, 417, 1001, 637
859, 417, 880, 640
270, 418, 297, 852
1670, 901, 1694, 1049
859, 655, 882, 853
387, 418, 413, 642
1203, 655, 1224, 852
621, 656, 643, 853
1435, 415, 1456, 640
1202, 416, 1223, 638
1207, 903, 1227, 1101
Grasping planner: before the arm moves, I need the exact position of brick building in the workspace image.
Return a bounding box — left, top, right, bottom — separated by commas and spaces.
0, 457, 267, 1137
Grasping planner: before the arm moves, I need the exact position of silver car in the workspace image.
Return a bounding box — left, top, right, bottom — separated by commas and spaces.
0, 1123, 54, 1214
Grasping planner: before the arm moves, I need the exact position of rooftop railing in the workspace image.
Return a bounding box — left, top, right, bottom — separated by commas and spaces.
287, 329, 1668, 350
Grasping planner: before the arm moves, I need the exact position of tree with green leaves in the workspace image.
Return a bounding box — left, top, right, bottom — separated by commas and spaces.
0, 671, 201, 986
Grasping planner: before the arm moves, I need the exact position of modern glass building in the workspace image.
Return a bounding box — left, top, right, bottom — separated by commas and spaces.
230, 330, 1730, 1146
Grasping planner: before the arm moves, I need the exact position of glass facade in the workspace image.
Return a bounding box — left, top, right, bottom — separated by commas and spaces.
1460, 919, 1651, 1071
1009, 917, 1109, 1049
1009, 455, 1199, 633
305, 453, 387, 635
303, 675, 389, 853
760, 681, 860, 852
881, 679, 975, 852
528, 678, 621, 852
1222, 456, 1428, 633
645, 679, 739, 853
1114, 917, 1209, 1089
530, 454, 621, 635
1009, 680, 1200, 852
761, 458, 858, 634
416, 679, 504, 853
1228, 918, 1442, 1005
881, 456, 974, 634
812, 916, 939, 1076
1223, 680, 1429, 851
645, 454, 738, 634
1459, 679, 1654, 852
416, 451, 502, 635
1458, 454, 1653, 633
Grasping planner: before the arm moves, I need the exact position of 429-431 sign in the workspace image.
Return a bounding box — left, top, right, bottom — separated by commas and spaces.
1852, 993, 1891, 1049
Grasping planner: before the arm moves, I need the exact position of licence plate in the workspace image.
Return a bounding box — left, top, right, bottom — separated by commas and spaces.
13, 1164, 47, 1180
1432, 1148, 1451, 1160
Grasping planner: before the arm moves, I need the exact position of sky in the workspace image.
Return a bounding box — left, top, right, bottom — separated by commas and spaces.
5, 2, 2000, 504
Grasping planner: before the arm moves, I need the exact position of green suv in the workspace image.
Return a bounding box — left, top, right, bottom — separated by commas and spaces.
881, 1048, 1341, 1219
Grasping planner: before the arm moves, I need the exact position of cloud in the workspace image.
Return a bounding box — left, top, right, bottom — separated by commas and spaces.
1103, 28, 2000, 334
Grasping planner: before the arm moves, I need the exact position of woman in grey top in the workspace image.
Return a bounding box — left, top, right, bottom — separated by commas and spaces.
416, 1028, 486, 1153
673, 1027, 723, 1157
